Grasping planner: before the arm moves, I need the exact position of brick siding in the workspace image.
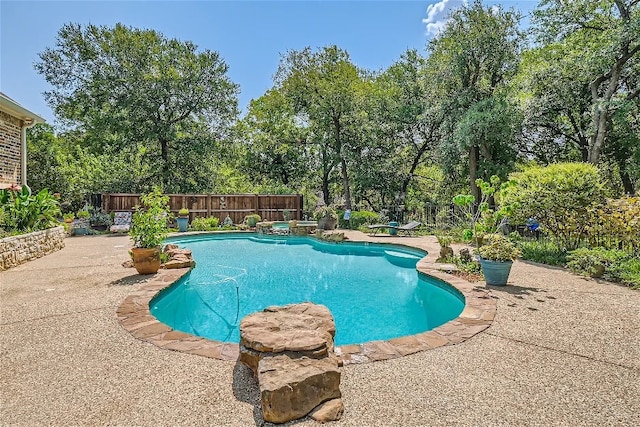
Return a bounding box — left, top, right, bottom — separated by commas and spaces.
0, 110, 23, 186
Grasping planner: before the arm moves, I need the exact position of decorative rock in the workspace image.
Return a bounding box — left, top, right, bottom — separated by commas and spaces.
164, 259, 195, 269
161, 245, 195, 269
309, 398, 345, 423
258, 354, 341, 424
239, 302, 336, 375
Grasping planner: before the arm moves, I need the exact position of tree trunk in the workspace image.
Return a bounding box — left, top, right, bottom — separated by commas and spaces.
340, 158, 352, 210
469, 144, 480, 203
621, 170, 635, 195
160, 137, 170, 189
321, 170, 330, 206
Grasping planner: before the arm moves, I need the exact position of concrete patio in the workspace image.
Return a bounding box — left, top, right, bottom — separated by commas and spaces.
1, 232, 638, 426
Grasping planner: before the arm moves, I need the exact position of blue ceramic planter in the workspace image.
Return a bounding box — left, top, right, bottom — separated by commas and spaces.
177, 217, 189, 232
479, 258, 513, 286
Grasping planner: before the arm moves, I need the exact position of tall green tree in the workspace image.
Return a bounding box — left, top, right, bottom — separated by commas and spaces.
427, 0, 525, 202
367, 50, 445, 209
275, 46, 367, 209
533, 0, 640, 164
35, 23, 239, 192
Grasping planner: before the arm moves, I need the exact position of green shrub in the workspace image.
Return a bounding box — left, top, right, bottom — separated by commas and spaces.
337, 210, 379, 229
587, 195, 640, 255
76, 209, 90, 219
244, 214, 261, 227
501, 162, 607, 250
129, 188, 171, 248
178, 208, 189, 216
0, 186, 61, 233
608, 258, 640, 289
191, 216, 220, 231
566, 247, 628, 277
475, 234, 521, 261
518, 239, 567, 266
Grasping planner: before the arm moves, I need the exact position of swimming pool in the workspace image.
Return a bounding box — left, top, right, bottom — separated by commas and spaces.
151, 234, 464, 346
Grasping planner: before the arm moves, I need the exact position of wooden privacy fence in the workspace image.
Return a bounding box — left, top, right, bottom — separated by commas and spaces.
101, 193, 303, 224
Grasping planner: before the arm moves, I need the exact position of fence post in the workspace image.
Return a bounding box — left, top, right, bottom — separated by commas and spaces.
254, 194, 259, 216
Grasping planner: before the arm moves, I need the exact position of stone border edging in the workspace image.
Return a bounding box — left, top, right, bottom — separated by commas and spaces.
117, 238, 496, 365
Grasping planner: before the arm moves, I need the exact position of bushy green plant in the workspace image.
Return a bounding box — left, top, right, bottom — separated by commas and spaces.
587, 195, 640, 255
566, 247, 629, 278
452, 176, 516, 244
501, 163, 607, 250
0, 186, 61, 232
313, 206, 338, 221
191, 216, 220, 231
244, 214, 261, 227
518, 239, 567, 266
129, 188, 171, 248
89, 208, 112, 227
178, 208, 189, 216
337, 210, 379, 229
282, 209, 291, 221
436, 235, 453, 247
608, 258, 640, 289
76, 209, 90, 219
63, 212, 75, 222
476, 234, 521, 261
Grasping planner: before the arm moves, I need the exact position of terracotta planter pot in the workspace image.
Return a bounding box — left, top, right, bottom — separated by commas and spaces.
131, 247, 161, 275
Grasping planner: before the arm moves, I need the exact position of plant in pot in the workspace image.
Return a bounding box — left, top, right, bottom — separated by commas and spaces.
436, 235, 454, 261
177, 208, 190, 232
63, 212, 75, 224
245, 214, 261, 228
475, 234, 521, 286
90, 208, 112, 231
129, 188, 171, 275
314, 205, 338, 230
73, 209, 91, 235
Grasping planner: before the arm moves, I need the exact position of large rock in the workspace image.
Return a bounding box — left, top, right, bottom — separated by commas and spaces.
239, 302, 336, 374
310, 398, 345, 423
258, 354, 341, 424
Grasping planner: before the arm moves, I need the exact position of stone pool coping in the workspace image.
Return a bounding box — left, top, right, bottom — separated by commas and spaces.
117, 234, 496, 365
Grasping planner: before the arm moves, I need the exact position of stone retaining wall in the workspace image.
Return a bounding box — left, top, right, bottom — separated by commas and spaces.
0, 226, 65, 271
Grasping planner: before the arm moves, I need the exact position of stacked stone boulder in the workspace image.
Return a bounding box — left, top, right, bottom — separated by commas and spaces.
162, 244, 196, 269
239, 302, 343, 424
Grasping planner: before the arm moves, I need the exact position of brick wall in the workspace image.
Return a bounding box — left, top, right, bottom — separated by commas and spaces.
0, 110, 23, 186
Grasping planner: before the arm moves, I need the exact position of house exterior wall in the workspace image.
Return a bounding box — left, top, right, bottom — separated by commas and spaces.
0, 110, 23, 187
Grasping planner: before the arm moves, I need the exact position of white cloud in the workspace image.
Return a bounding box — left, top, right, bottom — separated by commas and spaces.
422, 0, 465, 35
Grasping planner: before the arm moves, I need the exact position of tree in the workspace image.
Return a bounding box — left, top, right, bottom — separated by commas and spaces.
35, 23, 239, 192
240, 89, 311, 188
533, 0, 640, 163
275, 46, 367, 209
367, 50, 445, 209
427, 0, 525, 202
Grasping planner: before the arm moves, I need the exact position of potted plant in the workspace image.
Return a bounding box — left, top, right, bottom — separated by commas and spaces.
436, 235, 454, 260
475, 234, 521, 286
177, 208, 189, 232
245, 214, 261, 228
314, 206, 338, 230
63, 212, 75, 223
90, 208, 112, 231
73, 209, 91, 235
129, 188, 171, 275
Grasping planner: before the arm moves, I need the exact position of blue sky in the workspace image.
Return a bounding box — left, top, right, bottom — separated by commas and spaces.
1, 1, 537, 125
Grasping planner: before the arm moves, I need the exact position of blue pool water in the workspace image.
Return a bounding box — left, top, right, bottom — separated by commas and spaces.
151, 234, 464, 345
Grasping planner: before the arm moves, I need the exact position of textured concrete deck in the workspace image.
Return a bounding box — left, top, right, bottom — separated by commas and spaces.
1, 232, 639, 426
